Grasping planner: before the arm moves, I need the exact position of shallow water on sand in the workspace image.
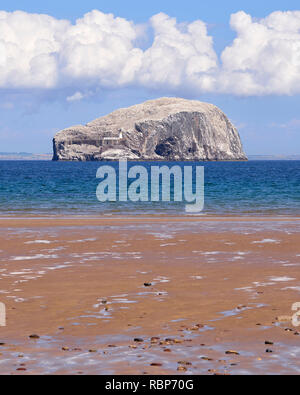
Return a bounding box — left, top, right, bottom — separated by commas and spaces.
0, 217, 300, 374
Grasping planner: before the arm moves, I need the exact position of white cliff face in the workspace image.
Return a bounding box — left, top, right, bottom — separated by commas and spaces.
53, 97, 247, 161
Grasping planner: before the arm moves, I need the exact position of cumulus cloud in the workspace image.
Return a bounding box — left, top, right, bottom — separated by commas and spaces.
59, 10, 143, 87
1, 9, 300, 97
0, 9, 142, 90
0, 10, 68, 88
137, 13, 217, 91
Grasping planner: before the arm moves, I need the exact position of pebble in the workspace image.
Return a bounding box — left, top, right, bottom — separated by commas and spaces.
165, 338, 175, 342
144, 283, 152, 287
177, 366, 187, 372
201, 356, 213, 361
266, 349, 273, 353
29, 334, 40, 339
265, 341, 274, 345
225, 350, 240, 355
188, 324, 203, 331
134, 338, 144, 343
178, 361, 192, 366
161, 338, 183, 345
150, 363, 162, 367
208, 369, 217, 373
159, 340, 171, 346
62, 346, 69, 351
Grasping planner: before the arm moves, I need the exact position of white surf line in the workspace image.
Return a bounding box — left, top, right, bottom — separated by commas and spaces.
269, 276, 296, 282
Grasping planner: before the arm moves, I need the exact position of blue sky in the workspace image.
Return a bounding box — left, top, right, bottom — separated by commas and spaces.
1, 0, 300, 155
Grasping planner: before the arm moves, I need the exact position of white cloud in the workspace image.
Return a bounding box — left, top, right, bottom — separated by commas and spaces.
66, 91, 85, 102
137, 13, 217, 91
1, 9, 300, 97
59, 10, 143, 87
0, 9, 142, 90
220, 11, 300, 95
271, 119, 300, 129
0, 10, 68, 88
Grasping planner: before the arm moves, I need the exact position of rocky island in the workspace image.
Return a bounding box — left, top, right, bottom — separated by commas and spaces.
53, 97, 247, 161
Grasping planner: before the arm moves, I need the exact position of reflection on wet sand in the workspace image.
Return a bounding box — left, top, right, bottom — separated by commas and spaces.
0, 216, 299, 375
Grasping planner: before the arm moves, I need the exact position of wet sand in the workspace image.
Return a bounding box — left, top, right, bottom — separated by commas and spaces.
0, 216, 300, 375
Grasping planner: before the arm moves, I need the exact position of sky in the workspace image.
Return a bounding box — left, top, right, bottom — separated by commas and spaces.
1, 0, 300, 155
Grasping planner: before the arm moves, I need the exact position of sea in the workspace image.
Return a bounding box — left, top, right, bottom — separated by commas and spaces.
0, 160, 299, 217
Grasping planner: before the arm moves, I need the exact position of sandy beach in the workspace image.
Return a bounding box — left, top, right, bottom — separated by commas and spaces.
0, 216, 300, 375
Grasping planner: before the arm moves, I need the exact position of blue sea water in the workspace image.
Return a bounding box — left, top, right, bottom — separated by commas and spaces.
0, 160, 299, 216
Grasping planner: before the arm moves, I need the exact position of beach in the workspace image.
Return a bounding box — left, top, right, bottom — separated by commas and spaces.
0, 216, 300, 375
2, 0, 300, 379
